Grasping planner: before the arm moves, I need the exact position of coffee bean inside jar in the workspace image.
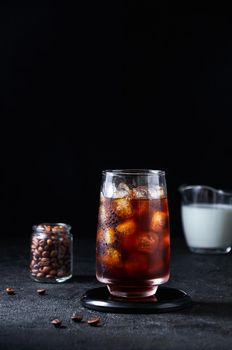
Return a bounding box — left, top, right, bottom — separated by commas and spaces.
30, 223, 73, 283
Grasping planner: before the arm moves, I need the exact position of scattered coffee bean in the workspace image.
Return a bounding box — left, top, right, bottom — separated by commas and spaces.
87, 317, 101, 326
37, 288, 46, 295
71, 313, 83, 322
51, 319, 62, 327
5, 288, 15, 295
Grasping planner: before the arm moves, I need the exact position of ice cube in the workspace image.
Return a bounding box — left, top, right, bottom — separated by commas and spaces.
151, 211, 168, 232
97, 227, 117, 245
149, 186, 165, 199
116, 219, 136, 236
113, 183, 131, 198
103, 227, 116, 245
132, 186, 149, 199
136, 232, 159, 253
113, 198, 133, 219
102, 248, 122, 267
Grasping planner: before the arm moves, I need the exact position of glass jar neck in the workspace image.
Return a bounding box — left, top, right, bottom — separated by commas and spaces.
32, 223, 71, 235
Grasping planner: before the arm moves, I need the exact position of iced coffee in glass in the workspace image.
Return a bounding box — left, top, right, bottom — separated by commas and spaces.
96, 170, 170, 298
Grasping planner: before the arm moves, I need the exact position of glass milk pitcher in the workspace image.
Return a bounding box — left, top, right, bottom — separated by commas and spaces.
179, 185, 232, 254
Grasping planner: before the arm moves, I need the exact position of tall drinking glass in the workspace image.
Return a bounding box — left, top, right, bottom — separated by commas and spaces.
96, 169, 170, 298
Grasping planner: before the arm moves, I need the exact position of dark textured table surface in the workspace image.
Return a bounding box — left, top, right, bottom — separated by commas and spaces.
0, 236, 232, 350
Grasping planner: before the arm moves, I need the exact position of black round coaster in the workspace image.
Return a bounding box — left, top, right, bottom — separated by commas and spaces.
81, 286, 192, 313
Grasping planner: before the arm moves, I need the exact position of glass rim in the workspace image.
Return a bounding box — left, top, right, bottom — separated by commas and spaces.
102, 169, 165, 176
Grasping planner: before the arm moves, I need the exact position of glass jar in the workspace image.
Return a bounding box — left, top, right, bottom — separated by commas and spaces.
30, 223, 73, 283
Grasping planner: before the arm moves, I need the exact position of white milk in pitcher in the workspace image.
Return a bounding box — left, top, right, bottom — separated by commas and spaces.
181, 204, 232, 248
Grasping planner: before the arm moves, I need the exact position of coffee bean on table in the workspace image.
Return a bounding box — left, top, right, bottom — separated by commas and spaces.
51, 319, 62, 327
5, 288, 15, 295
87, 317, 101, 326
37, 288, 46, 295
71, 313, 83, 322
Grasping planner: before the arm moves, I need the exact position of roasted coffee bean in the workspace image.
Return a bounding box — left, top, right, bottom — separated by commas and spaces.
45, 274, 53, 278
41, 257, 50, 263
50, 250, 58, 258
34, 250, 40, 258
5, 288, 15, 295
51, 319, 62, 327
36, 272, 45, 278
71, 313, 83, 322
47, 239, 53, 246
38, 246, 43, 253
59, 246, 66, 254
42, 251, 50, 258
45, 225, 51, 232
39, 262, 49, 268
49, 269, 57, 276
87, 317, 101, 326
42, 266, 51, 274
37, 288, 46, 295
52, 263, 59, 269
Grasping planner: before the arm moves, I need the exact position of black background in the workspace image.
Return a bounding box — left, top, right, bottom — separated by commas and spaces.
1, 2, 232, 239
